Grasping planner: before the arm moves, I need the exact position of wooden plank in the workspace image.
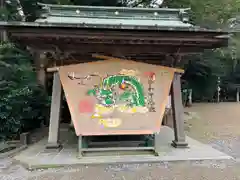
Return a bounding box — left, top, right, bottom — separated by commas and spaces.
88, 140, 146, 146
88, 141, 146, 148
80, 147, 154, 152
58, 60, 175, 136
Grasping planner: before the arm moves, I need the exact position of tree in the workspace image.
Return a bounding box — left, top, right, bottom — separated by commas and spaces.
162, 0, 240, 28
0, 42, 50, 140
1, 0, 25, 21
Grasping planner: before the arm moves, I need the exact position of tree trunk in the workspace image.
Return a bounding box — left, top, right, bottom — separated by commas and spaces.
0, 0, 7, 41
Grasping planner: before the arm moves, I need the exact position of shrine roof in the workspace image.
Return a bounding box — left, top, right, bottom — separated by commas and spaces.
0, 3, 229, 55
33, 2, 193, 30
0, 2, 230, 33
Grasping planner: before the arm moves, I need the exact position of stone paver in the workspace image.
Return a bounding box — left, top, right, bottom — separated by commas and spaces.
0, 160, 239, 180
0, 102, 240, 180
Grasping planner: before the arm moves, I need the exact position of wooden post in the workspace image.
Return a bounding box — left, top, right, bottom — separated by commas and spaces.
78, 136, 83, 158
236, 88, 239, 102
171, 73, 188, 148
46, 72, 62, 149
188, 89, 192, 106
34, 51, 48, 89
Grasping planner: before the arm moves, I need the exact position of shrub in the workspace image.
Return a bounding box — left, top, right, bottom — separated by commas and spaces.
0, 42, 50, 140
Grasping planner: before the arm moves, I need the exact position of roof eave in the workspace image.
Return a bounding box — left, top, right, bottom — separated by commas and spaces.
0, 21, 229, 34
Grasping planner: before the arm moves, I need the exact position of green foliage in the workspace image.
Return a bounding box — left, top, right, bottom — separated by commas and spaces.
163, 0, 240, 28
181, 50, 231, 101
0, 0, 22, 21
0, 42, 50, 140
222, 62, 240, 91
19, 0, 38, 21
162, 0, 240, 101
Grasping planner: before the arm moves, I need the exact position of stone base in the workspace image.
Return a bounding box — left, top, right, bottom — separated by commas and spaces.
46, 143, 62, 150
171, 140, 189, 148
13, 126, 232, 170
20, 132, 30, 145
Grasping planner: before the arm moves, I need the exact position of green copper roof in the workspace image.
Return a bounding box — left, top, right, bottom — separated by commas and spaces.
35, 2, 193, 30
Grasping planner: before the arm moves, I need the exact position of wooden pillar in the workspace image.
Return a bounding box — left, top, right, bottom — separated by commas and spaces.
236, 88, 239, 102
46, 72, 62, 149
34, 51, 47, 89
171, 73, 188, 148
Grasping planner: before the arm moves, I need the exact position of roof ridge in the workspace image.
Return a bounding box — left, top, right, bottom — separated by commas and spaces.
37, 2, 190, 12
37, 2, 191, 24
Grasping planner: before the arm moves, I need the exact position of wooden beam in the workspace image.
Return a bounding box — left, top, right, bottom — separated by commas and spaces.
46, 56, 185, 74
13, 35, 225, 47
15, 41, 209, 54
92, 54, 184, 74
8, 27, 227, 40
12, 32, 224, 43
47, 66, 60, 73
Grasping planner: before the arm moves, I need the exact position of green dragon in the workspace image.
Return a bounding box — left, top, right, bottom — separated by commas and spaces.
87, 75, 145, 107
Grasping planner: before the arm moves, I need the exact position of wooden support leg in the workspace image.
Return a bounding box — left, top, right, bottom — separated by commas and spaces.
46, 72, 62, 149
171, 73, 188, 148
236, 88, 239, 102
162, 115, 167, 125
78, 135, 83, 158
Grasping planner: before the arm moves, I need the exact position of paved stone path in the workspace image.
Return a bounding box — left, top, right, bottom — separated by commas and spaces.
0, 102, 240, 180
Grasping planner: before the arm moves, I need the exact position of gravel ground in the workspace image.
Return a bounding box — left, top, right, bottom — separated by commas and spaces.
0, 102, 240, 180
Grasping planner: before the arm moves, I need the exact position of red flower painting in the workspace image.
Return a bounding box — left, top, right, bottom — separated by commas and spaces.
144, 72, 156, 81
79, 98, 94, 113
